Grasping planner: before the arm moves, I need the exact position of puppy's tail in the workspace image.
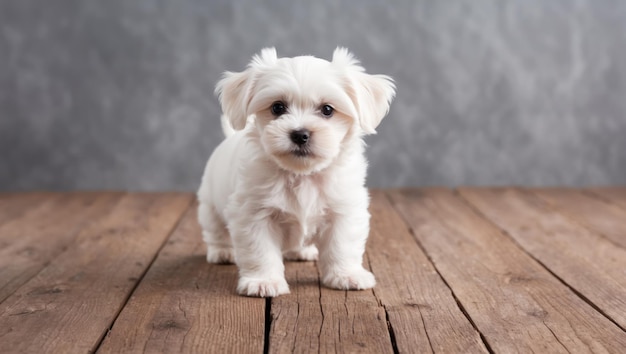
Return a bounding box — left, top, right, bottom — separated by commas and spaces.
220, 114, 236, 138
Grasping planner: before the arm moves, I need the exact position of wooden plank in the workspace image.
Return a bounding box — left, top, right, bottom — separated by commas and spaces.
317, 276, 392, 354
388, 188, 626, 353
97, 203, 266, 353
533, 188, 626, 249
269, 194, 395, 353
0, 193, 192, 354
268, 261, 324, 353
367, 190, 488, 353
459, 188, 626, 329
588, 187, 626, 211
0, 193, 123, 303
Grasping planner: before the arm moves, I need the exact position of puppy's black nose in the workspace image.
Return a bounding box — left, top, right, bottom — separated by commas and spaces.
290, 129, 310, 146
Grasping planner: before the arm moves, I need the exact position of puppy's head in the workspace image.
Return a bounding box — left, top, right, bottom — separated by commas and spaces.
216, 47, 395, 174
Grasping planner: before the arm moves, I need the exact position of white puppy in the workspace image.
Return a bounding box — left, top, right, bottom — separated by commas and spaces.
197, 47, 395, 297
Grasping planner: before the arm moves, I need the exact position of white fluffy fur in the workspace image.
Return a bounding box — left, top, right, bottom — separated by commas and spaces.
198, 47, 395, 297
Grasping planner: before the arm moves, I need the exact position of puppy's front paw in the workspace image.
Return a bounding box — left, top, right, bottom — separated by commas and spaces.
206, 246, 235, 264
283, 245, 319, 261
322, 268, 376, 290
237, 277, 290, 297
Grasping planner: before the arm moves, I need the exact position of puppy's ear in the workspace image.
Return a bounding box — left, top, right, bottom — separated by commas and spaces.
214, 47, 279, 131
215, 70, 253, 131
332, 47, 361, 67
250, 47, 278, 67
333, 47, 396, 135
349, 72, 396, 134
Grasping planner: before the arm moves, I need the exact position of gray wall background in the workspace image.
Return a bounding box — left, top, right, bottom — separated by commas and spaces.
1, 0, 625, 191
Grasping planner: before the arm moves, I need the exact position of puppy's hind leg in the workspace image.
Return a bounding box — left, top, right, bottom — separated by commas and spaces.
198, 202, 234, 264
282, 225, 319, 261
283, 245, 319, 261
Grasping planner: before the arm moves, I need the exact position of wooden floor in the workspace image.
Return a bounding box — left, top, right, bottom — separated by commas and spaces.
0, 188, 625, 353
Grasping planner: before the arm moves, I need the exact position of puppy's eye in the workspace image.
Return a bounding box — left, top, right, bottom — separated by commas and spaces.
271, 101, 287, 116
320, 104, 334, 118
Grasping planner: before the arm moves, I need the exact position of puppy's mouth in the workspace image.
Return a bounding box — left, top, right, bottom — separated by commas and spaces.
291, 147, 313, 157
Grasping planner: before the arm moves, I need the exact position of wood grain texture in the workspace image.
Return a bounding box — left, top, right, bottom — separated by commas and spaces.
1, 189, 625, 353
268, 260, 325, 353
589, 187, 626, 211
0, 192, 123, 302
0, 193, 192, 354
317, 282, 392, 354
459, 187, 626, 329
388, 188, 626, 353
367, 190, 488, 353
533, 188, 626, 249
98, 203, 266, 354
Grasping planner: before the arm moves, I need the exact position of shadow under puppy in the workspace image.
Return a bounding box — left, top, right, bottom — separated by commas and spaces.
197, 47, 395, 297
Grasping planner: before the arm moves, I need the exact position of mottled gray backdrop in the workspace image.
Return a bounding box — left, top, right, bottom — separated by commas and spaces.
1, 0, 625, 191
